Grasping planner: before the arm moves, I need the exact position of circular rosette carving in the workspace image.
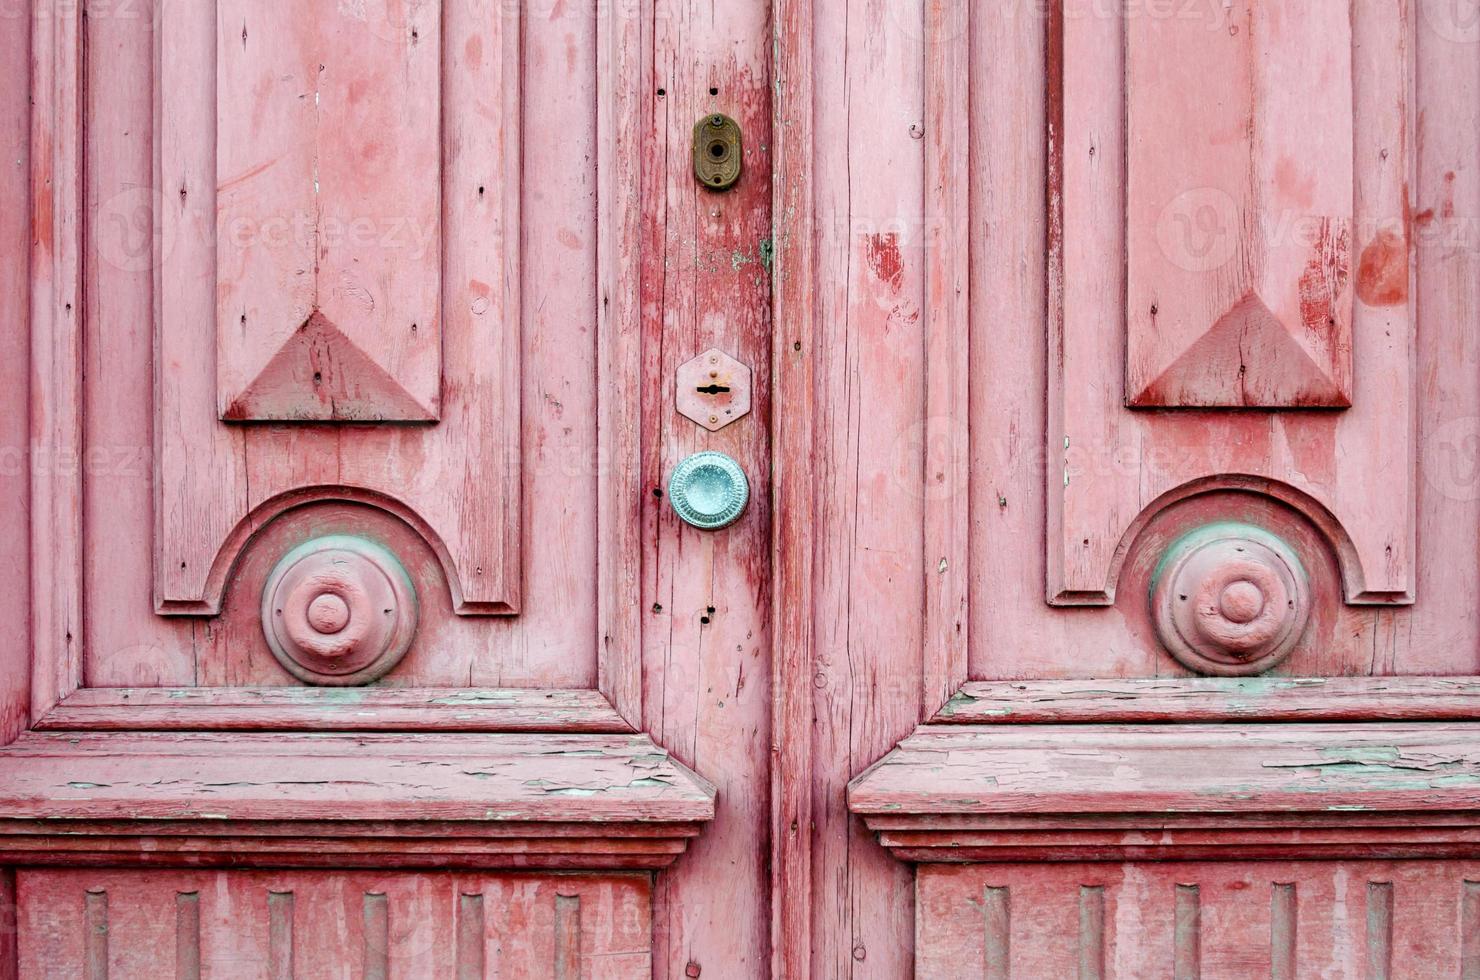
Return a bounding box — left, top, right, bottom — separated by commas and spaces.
1151, 523, 1311, 676
261, 535, 418, 686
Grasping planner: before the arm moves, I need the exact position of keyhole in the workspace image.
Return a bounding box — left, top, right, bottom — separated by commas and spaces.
709, 141, 727, 160
696, 383, 731, 395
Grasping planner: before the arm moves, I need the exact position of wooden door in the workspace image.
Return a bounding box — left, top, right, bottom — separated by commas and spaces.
5, 0, 1480, 977
799, 0, 1480, 976
0, 0, 772, 975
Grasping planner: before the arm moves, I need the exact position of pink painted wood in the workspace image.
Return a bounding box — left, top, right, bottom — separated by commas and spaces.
8, 0, 1480, 975
19, 871, 652, 979
215, 0, 443, 422
1125, 0, 1355, 408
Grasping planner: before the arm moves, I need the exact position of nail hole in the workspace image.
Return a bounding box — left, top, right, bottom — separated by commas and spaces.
709, 86, 718, 95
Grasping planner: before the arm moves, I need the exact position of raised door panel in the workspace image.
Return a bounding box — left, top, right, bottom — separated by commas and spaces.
157, 0, 518, 616
75, 0, 613, 691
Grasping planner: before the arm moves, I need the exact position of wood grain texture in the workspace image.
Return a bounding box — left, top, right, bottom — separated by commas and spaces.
28, 0, 84, 722
1125, 0, 1354, 408
770, 0, 816, 973
937, 677, 1480, 725
34, 687, 630, 733
1046, 0, 1416, 608
0, 731, 713, 872
639, 2, 775, 975
0, 0, 31, 750
215, 0, 442, 422
154, 0, 522, 617
17, 871, 651, 979
804, 1, 930, 976
851, 723, 1480, 860
919, 862, 1480, 978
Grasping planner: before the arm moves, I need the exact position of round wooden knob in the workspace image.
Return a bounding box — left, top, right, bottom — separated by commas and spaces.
1151, 524, 1310, 676
261, 535, 418, 685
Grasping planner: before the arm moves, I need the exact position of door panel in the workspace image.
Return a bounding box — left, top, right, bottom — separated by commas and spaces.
18, 870, 652, 979
918, 861, 1480, 978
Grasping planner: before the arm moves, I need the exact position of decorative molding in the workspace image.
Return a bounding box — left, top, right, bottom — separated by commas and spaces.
154, 485, 513, 617
850, 721, 1480, 863
34, 687, 633, 733
921, 0, 971, 717
1150, 523, 1311, 677
595, 0, 645, 730
260, 535, 419, 686
154, 0, 522, 615
214, 1, 443, 423
1046, 0, 1417, 607
1123, 0, 1356, 408
29, 1, 85, 719
935, 677, 1480, 726
0, 731, 715, 871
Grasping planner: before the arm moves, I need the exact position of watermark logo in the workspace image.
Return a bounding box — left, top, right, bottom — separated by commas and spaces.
1422, 0, 1480, 44
1155, 187, 1240, 273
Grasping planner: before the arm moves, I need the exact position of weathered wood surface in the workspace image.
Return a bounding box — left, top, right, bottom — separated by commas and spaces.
35, 687, 629, 733
1125, 0, 1355, 408
19, 870, 652, 978
937, 678, 1480, 725
918, 861, 1480, 978
0, 731, 714, 825
0, 0, 32, 752
215, 0, 443, 422
851, 724, 1480, 817
1046, 0, 1417, 608
769, 0, 816, 973
639, 0, 775, 974
0, 732, 714, 870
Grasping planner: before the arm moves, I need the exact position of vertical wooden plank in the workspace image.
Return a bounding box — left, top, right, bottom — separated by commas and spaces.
921, 0, 970, 710
174, 893, 200, 980
770, 0, 817, 973
83, 890, 107, 980
266, 890, 293, 980
1271, 882, 1298, 980
0, 0, 31, 748
642, 1, 774, 976
1366, 882, 1394, 980
1409, 0, 1480, 673
554, 893, 581, 980
456, 893, 485, 980
807, 0, 926, 973
29, 0, 85, 720
595, 0, 647, 728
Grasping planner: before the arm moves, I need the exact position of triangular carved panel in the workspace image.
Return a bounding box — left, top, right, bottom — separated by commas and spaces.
222, 312, 437, 422
1128, 292, 1349, 409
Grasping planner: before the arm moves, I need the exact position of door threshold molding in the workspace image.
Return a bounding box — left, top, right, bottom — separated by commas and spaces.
0, 730, 715, 871
849, 721, 1480, 863
934, 677, 1480, 726
35, 686, 633, 733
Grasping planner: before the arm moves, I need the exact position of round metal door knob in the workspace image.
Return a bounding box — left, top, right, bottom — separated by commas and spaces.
1151, 523, 1311, 677
261, 535, 419, 686
669, 451, 750, 530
